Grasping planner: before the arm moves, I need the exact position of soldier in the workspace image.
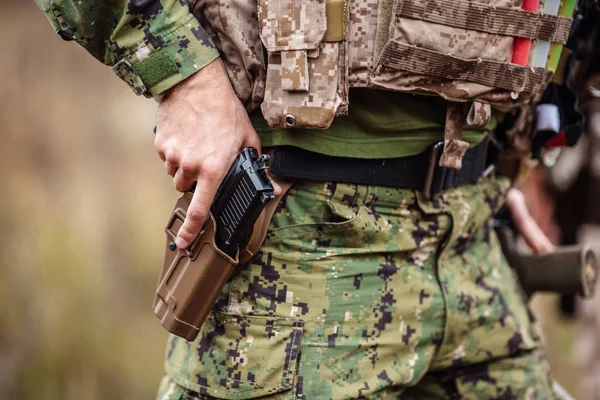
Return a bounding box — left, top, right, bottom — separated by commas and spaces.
35, 0, 578, 398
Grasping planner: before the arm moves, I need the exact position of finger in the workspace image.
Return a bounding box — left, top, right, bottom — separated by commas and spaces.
173, 166, 197, 192
175, 177, 218, 249
164, 161, 178, 177
271, 179, 282, 196
265, 170, 282, 196
506, 189, 555, 254
154, 133, 166, 161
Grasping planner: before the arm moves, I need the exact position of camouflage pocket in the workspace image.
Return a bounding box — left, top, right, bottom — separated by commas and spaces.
271, 205, 366, 242
268, 184, 365, 240
258, 0, 343, 129
172, 312, 304, 399
368, 0, 564, 106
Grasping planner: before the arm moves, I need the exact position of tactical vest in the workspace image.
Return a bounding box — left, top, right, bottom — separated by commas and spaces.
191, 0, 575, 168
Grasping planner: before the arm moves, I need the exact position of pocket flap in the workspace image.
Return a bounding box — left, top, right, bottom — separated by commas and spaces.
259, 0, 327, 52
281, 50, 310, 91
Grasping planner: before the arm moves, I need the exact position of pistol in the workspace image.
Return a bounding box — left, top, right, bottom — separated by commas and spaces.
154, 148, 275, 341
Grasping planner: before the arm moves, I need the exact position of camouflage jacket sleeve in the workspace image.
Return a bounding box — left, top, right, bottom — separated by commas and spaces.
34, 0, 220, 97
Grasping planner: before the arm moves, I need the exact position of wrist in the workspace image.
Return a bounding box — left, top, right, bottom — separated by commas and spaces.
163, 58, 234, 100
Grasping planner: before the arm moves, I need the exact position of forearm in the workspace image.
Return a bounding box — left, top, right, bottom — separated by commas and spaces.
34, 0, 219, 96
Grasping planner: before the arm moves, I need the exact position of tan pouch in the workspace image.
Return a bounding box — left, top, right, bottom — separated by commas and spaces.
259, 0, 346, 128
367, 0, 574, 108
154, 179, 293, 341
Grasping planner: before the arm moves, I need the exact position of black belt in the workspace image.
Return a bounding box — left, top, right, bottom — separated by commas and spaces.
269, 138, 495, 199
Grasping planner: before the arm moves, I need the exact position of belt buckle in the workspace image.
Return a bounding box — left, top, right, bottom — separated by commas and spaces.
422, 141, 445, 201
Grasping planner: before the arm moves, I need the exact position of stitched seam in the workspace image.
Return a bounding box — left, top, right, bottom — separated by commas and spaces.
283, 327, 299, 387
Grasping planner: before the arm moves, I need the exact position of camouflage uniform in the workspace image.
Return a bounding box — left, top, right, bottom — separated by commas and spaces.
35, 1, 561, 398
154, 177, 554, 399
34, 0, 219, 97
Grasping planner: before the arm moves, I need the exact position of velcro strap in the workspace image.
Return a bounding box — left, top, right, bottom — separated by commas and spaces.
439, 103, 469, 170
324, 0, 348, 42
281, 50, 309, 92
378, 41, 552, 94
113, 59, 147, 96
399, 0, 573, 44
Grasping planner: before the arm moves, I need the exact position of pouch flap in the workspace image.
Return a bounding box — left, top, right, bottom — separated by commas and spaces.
259, 0, 327, 52
281, 50, 310, 91
164, 313, 304, 399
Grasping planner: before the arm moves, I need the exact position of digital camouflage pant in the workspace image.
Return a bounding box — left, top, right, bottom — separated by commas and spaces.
157, 177, 555, 399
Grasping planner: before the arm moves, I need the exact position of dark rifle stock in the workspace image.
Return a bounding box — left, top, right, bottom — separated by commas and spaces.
496, 226, 598, 298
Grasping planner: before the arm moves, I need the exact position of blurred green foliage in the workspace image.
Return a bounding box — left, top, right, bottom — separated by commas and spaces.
0, 2, 583, 399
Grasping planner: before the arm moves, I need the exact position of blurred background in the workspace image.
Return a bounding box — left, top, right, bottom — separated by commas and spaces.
0, 1, 598, 399
1, 2, 171, 399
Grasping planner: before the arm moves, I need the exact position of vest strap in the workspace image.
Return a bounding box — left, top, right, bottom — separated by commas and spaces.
439, 102, 469, 170
466, 101, 491, 128
398, 0, 573, 44
378, 41, 552, 94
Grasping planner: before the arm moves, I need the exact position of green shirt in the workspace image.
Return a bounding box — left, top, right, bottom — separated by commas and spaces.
254, 89, 498, 159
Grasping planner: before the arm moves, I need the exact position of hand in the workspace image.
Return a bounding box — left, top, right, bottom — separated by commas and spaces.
154, 58, 279, 249
506, 188, 555, 254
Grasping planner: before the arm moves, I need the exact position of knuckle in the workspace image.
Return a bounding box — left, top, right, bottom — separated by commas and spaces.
153, 135, 165, 152
178, 228, 196, 242
201, 158, 223, 178
186, 208, 206, 224
179, 159, 197, 174
165, 151, 178, 165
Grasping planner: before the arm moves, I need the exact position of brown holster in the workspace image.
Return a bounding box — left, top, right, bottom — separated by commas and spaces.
153, 177, 293, 341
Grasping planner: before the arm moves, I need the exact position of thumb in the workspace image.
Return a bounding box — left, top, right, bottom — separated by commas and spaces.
271, 179, 282, 196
